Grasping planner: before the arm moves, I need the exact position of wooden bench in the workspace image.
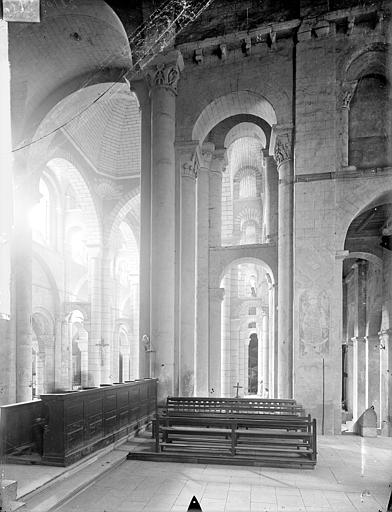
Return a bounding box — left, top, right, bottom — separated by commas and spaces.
151, 396, 305, 437
155, 414, 317, 468
163, 396, 305, 416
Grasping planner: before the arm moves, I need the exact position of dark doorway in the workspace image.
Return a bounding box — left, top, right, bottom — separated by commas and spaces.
248, 333, 258, 394
119, 353, 124, 383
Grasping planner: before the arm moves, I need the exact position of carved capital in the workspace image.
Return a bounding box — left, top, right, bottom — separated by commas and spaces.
271, 126, 293, 168
198, 142, 215, 168
182, 161, 197, 179
341, 81, 358, 109
210, 287, 225, 302
210, 149, 227, 175
145, 50, 184, 94
175, 140, 198, 180
379, 328, 392, 338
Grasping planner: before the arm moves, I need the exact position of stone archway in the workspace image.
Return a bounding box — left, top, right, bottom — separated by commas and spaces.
219, 258, 275, 398
341, 197, 392, 435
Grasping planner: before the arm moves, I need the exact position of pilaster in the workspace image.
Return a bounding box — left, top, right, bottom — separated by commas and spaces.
209, 287, 225, 397
177, 140, 198, 396
195, 142, 214, 396
0, 19, 13, 405
209, 149, 227, 248
87, 245, 103, 387
340, 81, 358, 168
272, 124, 294, 399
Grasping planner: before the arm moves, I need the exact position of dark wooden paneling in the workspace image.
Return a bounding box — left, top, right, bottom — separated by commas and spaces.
0, 400, 44, 454
40, 379, 157, 466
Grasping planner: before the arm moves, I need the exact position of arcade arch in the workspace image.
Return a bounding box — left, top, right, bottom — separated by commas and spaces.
220, 258, 275, 398
342, 192, 392, 435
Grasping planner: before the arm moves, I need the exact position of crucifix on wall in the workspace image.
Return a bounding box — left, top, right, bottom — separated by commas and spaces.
96, 338, 109, 366
233, 381, 243, 398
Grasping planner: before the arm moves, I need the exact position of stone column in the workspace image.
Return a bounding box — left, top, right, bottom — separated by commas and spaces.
87, 246, 102, 387
132, 81, 152, 379
262, 310, 269, 396
195, 143, 214, 395
0, 19, 14, 405
177, 141, 198, 396
352, 336, 366, 420
221, 273, 231, 397
353, 261, 367, 420
365, 335, 381, 423
209, 287, 225, 396
272, 126, 294, 398
13, 174, 37, 402
209, 149, 227, 247
257, 326, 263, 396
340, 81, 358, 168
267, 279, 277, 397
262, 149, 278, 243
100, 245, 113, 384
346, 338, 354, 416
379, 328, 392, 435
146, 50, 184, 401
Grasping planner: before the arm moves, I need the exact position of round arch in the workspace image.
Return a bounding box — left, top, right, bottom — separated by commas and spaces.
343, 43, 389, 82
336, 179, 392, 251
47, 157, 101, 246
192, 91, 278, 145
106, 187, 140, 248
218, 256, 276, 286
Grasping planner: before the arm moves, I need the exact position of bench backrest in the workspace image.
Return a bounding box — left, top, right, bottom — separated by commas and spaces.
165, 397, 304, 416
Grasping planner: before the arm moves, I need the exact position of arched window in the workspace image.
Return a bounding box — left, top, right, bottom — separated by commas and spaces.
349, 74, 388, 168
30, 178, 51, 245
239, 173, 257, 198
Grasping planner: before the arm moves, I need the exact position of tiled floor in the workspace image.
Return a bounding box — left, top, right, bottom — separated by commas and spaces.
54, 435, 392, 512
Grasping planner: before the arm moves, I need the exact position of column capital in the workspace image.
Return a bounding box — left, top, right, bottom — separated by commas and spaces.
145, 50, 184, 95
270, 124, 293, 168
210, 149, 228, 175
176, 140, 199, 180
181, 160, 197, 180
196, 142, 215, 169
210, 287, 225, 302
351, 336, 366, 343
378, 328, 392, 338
340, 80, 358, 109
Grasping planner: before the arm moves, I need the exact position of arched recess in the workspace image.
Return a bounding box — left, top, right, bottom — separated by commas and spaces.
103, 189, 140, 383
219, 257, 275, 399
341, 191, 392, 436
47, 157, 101, 246
338, 44, 391, 169
32, 250, 61, 395
66, 309, 89, 390
192, 91, 278, 145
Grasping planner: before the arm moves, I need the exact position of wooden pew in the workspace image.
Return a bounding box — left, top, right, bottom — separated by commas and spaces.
156, 414, 317, 468
163, 396, 305, 417
151, 396, 304, 438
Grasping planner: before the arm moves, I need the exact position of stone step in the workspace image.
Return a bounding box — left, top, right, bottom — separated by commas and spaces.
9, 500, 27, 511
1, 477, 27, 511
1, 480, 18, 501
